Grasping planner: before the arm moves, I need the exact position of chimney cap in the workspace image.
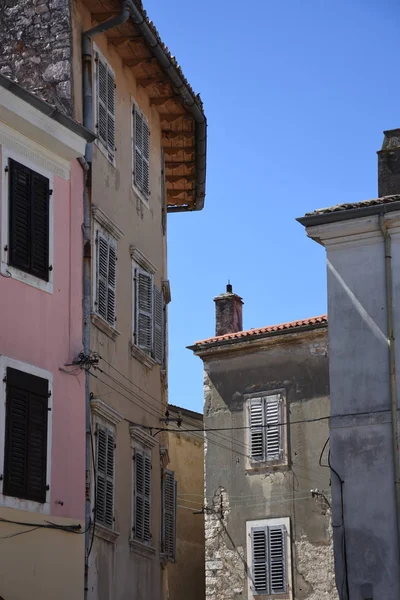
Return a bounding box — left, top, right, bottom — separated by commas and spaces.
226, 280, 232, 294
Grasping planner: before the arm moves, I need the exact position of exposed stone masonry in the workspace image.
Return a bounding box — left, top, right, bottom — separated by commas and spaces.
0, 0, 73, 114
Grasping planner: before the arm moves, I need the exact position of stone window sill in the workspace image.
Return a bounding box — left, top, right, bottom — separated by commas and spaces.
91, 313, 120, 341
92, 523, 120, 544
129, 538, 156, 558
246, 461, 289, 474
130, 343, 157, 369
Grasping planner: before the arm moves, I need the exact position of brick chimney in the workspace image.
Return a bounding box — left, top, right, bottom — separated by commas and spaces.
378, 129, 400, 196
214, 283, 243, 336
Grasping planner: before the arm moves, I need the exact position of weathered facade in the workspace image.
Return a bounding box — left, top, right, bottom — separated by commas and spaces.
0, 1, 206, 599
190, 287, 336, 600
298, 130, 400, 600
167, 404, 205, 600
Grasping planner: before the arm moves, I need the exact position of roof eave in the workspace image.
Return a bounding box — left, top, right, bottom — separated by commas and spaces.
297, 200, 400, 228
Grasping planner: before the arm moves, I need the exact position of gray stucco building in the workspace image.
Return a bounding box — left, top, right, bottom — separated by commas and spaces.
189, 287, 336, 600
298, 129, 400, 600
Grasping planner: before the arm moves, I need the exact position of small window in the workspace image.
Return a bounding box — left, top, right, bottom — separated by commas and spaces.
8, 159, 50, 281
4, 367, 49, 503
133, 267, 164, 364
133, 448, 151, 543
96, 52, 116, 162
95, 424, 115, 529
161, 468, 177, 561
132, 103, 150, 198
250, 522, 288, 595
94, 229, 117, 327
248, 394, 285, 464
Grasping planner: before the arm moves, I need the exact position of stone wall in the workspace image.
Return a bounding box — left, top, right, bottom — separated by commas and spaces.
0, 0, 73, 114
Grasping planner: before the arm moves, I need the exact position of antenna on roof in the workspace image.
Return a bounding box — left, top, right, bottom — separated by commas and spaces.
226, 280, 232, 293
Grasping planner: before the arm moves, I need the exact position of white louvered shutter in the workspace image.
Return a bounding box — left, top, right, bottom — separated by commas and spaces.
96, 426, 114, 529
153, 286, 164, 364
251, 527, 268, 594
96, 231, 117, 326
134, 449, 151, 543
249, 399, 265, 461
268, 525, 286, 594
135, 268, 153, 353
133, 105, 150, 196
265, 395, 283, 461
162, 469, 177, 560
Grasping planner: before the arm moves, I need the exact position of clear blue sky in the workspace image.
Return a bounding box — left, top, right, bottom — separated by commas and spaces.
146, 0, 400, 413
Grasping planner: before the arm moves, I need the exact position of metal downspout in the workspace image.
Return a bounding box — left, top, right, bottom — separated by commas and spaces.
81, 6, 129, 600
379, 214, 400, 575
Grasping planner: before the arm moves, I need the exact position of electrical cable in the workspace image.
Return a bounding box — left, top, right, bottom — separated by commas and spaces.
0, 517, 85, 534
328, 449, 349, 600
0, 526, 40, 540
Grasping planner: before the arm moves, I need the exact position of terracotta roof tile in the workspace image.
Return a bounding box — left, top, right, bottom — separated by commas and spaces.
193, 314, 328, 346
304, 195, 400, 217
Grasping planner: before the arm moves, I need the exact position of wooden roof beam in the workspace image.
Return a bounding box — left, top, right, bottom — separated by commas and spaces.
123, 57, 157, 68
162, 131, 193, 141
166, 174, 196, 183
165, 161, 195, 170
107, 36, 143, 47
150, 97, 178, 107
160, 114, 189, 124
167, 190, 194, 198
92, 11, 121, 21
164, 146, 195, 155
137, 77, 170, 88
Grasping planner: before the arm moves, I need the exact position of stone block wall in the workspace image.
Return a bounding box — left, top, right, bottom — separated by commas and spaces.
0, 0, 73, 114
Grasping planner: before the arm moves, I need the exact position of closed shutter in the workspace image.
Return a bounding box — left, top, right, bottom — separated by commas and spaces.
96, 231, 117, 326
95, 426, 114, 528
4, 368, 48, 503
134, 449, 151, 543
135, 268, 153, 353
265, 395, 283, 461
133, 105, 150, 196
251, 527, 268, 594
251, 524, 287, 595
153, 286, 164, 364
162, 469, 177, 560
268, 525, 286, 594
9, 159, 50, 281
97, 56, 115, 158
249, 399, 265, 461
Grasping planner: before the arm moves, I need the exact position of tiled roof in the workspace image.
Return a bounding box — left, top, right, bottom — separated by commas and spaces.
304, 195, 400, 217
193, 314, 328, 347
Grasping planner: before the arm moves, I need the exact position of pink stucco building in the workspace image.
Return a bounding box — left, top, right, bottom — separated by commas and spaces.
0, 74, 94, 600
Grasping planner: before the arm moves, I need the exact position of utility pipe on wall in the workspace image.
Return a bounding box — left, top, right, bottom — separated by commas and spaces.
379, 214, 400, 574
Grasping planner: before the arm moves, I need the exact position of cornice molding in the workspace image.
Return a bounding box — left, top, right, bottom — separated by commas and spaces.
130, 246, 157, 274
130, 426, 158, 449
92, 205, 124, 240
91, 398, 123, 426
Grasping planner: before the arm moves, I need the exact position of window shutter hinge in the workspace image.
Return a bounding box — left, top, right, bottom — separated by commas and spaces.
48, 390, 52, 398
4, 165, 8, 173
47, 407, 52, 411
48, 265, 53, 272
2, 376, 6, 383
0, 474, 3, 481
46, 484, 50, 491
3, 245, 7, 252
49, 189, 53, 196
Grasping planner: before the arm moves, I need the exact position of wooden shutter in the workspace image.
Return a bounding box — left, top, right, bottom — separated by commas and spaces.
142, 119, 150, 196
153, 286, 164, 364
135, 268, 153, 353
134, 449, 151, 543
249, 399, 265, 461
96, 231, 117, 326
268, 525, 286, 593
107, 69, 115, 157
96, 426, 114, 528
97, 56, 115, 158
9, 159, 50, 281
133, 105, 150, 196
162, 469, 177, 560
161, 148, 167, 234
265, 395, 283, 461
107, 242, 117, 325
251, 527, 268, 594
4, 368, 48, 503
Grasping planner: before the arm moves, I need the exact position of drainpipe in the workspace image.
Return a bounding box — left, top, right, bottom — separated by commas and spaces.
81, 6, 130, 600
379, 213, 400, 572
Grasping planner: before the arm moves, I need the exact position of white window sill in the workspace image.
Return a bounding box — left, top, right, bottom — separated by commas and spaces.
130, 343, 157, 369
1, 262, 53, 294
91, 313, 120, 341
129, 538, 156, 558
246, 460, 288, 474
92, 522, 119, 544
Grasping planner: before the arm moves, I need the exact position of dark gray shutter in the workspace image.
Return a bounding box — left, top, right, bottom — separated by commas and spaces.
161, 148, 167, 234
142, 119, 150, 196
96, 426, 114, 528
162, 469, 177, 560
134, 449, 151, 543
107, 242, 117, 325
133, 106, 150, 196
4, 368, 48, 503
96, 232, 117, 326
268, 525, 286, 593
107, 69, 115, 157
153, 286, 163, 364
144, 453, 151, 543
251, 527, 268, 594
97, 56, 115, 158
9, 159, 49, 281
135, 268, 153, 352
265, 395, 283, 461
249, 399, 265, 461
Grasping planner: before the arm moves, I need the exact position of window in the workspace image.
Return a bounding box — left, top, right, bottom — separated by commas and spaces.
248, 394, 285, 464
133, 448, 151, 543
161, 468, 177, 561
94, 228, 117, 327
8, 158, 50, 282
95, 424, 115, 529
4, 367, 49, 503
132, 102, 150, 198
95, 51, 115, 162
247, 518, 291, 598
133, 266, 164, 364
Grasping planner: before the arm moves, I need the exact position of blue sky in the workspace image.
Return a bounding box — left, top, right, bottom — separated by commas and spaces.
145, 0, 400, 413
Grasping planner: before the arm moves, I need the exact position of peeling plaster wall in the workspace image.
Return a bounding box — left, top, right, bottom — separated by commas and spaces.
202, 328, 338, 600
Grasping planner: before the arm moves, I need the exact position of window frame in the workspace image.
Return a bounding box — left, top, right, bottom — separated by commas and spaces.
0, 147, 54, 294
131, 98, 150, 206
93, 44, 116, 167
246, 517, 292, 600
0, 356, 52, 514
92, 220, 118, 332
246, 390, 287, 468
